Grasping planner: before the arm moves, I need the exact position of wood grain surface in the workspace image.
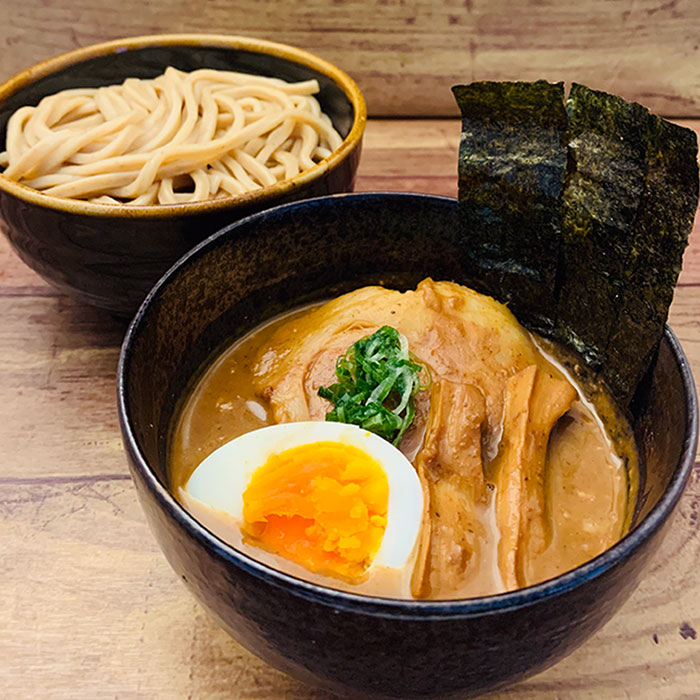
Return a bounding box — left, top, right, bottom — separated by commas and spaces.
2, 119, 700, 698
3, 1, 700, 117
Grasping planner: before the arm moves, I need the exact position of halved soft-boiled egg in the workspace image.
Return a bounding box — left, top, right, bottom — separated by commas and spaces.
179, 421, 424, 598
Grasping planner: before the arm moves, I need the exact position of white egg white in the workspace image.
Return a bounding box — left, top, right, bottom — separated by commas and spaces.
180, 421, 424, 598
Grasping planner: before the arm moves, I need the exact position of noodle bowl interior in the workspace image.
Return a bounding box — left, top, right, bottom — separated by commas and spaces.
0, 66, 343, 205
169, 279, 638, 600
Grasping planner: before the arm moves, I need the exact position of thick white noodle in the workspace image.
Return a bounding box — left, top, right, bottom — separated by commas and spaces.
0, 67, 344, 205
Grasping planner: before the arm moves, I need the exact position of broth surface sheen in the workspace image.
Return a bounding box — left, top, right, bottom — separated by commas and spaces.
170, 282, 634, 600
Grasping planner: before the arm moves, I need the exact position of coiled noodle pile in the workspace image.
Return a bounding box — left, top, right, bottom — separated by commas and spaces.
0, 67, 344, 205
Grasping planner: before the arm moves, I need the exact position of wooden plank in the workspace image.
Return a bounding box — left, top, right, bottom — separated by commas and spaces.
0, 295, 125, 479
2, 1, 700, 117
0, 478, 333, 699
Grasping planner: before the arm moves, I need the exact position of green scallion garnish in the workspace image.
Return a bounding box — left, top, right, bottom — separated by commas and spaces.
317, 326, 429, 446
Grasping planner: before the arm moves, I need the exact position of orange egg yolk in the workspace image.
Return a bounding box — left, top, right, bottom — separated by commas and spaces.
241, 441, 389, 581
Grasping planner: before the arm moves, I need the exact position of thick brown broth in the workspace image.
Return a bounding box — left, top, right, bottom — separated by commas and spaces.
169, 295, 635, 600
169, 309, 301, 485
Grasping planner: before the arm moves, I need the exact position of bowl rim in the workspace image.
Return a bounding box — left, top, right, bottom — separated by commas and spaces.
117, 191, 699, 618
0, 33, 366, 220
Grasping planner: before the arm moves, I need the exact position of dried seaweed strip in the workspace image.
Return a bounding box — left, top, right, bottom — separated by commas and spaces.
454, 80, 699, 406
555, 83, 649, 375
453, 81, 567, 334
605, 115, 698, 401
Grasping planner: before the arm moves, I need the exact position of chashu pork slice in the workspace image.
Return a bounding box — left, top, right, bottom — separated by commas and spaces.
252, 278, 544, 439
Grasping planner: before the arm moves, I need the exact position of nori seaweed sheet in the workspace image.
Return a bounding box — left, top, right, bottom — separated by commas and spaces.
604, 112, 699, 399
557, 84, 650, 374
452, 81, 568, 334
453, 80, 699, 406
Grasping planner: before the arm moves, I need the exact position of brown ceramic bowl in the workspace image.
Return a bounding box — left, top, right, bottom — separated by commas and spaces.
0, 34, 366, 315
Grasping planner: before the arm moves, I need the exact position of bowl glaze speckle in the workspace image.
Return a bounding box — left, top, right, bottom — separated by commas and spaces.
0, 34, 365, 315
117, 193, 697, 699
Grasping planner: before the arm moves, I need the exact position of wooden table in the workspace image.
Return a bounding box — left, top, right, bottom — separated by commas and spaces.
2, 119, 699, 699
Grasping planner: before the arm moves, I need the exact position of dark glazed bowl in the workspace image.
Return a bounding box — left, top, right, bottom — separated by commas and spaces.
117, 193, 698, 699
0, 34, 365, 315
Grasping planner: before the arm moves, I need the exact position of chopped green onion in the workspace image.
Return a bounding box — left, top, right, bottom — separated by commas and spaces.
317, 326, 429, 446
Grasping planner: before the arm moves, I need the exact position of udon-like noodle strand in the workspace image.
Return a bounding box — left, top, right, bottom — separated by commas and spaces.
0, 66, 344, 205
